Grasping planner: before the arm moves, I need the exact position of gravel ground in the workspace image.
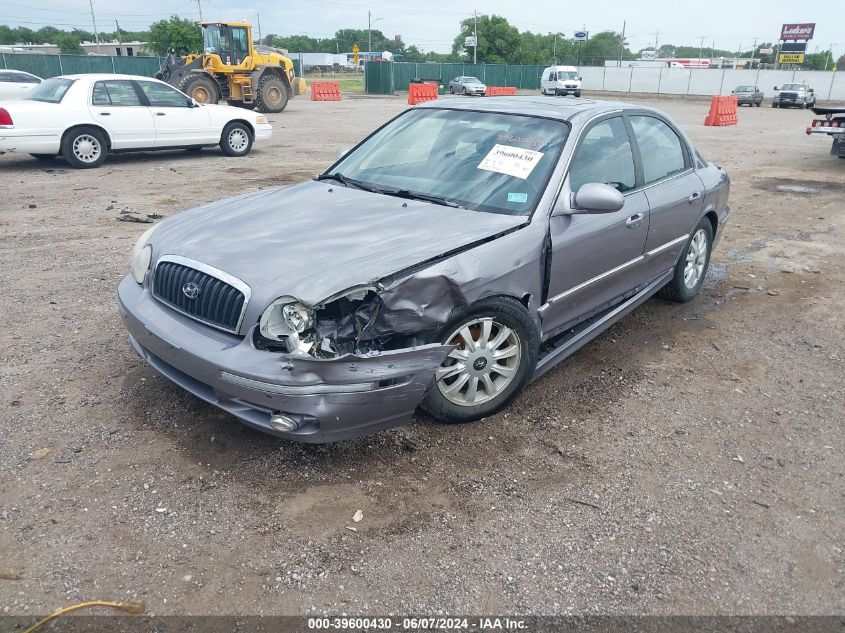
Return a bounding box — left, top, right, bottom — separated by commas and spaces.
1, 91, 843, 618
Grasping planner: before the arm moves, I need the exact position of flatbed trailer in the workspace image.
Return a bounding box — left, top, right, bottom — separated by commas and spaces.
807, 106, 845, 158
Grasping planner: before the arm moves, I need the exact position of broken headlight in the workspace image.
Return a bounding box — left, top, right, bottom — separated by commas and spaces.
260, 298, 314, 341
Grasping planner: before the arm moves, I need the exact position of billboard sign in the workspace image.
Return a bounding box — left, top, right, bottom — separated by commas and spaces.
779, 53, 805, 64
641, 50, 657, 60
574, 31, 589, 42
780, 23, 815, 40
758, 47, 774, 54
465, 35, 477, 48
780, 42, 807, 53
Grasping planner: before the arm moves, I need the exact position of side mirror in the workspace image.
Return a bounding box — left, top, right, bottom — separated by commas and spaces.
571, 183, 625, 213
809, 89, 814, 93
773, 86, 778, 90
189, 98, 200, 107
336, 146, 350, 160
579, 76, 583, 81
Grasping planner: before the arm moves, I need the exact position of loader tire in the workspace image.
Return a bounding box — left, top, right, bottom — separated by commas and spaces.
254, 75, 289, 113
179, 74, 219, 105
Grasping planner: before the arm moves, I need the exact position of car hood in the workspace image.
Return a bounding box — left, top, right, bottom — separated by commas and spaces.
149, 180, 527, 310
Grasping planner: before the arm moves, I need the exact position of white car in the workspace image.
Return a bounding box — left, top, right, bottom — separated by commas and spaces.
0, 74, 272, 168
0, 69, 42, 100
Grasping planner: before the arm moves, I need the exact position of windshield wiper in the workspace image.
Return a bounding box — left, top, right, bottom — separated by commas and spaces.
389, 189, 464, 208
315, 173, 382, 194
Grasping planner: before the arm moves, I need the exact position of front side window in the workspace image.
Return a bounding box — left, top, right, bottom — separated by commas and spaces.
569, 117, 636, 194
328, 109, 569, 216
203, 25, 225, 54
137, 81, 190, 107
629, 115, 687, 185
92, 80, 143, 106
26, 78, 74, 103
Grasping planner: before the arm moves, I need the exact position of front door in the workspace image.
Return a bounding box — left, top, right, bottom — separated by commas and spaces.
134, 80, 213, 147
89, 79, 155, 149
541, 115, 649, 338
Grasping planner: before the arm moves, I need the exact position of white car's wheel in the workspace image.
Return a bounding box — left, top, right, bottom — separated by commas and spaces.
62, 127, 108, 169
220, 122, 253, 157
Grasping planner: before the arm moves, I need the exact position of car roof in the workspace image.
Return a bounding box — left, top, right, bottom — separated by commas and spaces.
415, 96, 662, 123
2, 69, 37, 75
57, 74, 164, 81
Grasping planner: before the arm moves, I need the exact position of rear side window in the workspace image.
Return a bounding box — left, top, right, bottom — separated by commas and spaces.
92, 80, 143, 106
27, 78, 74, 103
16, 73, 40, 84
569, 117, 636, 194
0, 72, 14, 83
629, 115, 687, 185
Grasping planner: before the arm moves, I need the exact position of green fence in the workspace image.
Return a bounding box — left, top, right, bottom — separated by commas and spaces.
365, 61, 546, 94
1, 53, 165, 79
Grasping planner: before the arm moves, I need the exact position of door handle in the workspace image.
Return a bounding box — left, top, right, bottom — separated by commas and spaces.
625, 213, 644, 229
688, 191, 702, 203
99, 112, 111, 116
156, 112, 166, 116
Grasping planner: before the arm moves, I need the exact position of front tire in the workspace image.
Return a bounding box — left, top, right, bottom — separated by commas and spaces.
574, 90, 581, 97
659, 219, 713, 303
219, 122, 253, 157
179, 74, 219, 105
61, 127, 108, 169
254, 75, 289, 113
421, 297, 539, 424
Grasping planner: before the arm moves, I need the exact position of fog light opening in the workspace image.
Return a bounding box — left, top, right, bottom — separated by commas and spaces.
270, 412, 303, 432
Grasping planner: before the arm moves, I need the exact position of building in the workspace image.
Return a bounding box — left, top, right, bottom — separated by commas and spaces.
4, 41, 148, 56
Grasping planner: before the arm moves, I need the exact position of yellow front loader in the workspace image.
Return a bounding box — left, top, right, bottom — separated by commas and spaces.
156, 21, 305, 113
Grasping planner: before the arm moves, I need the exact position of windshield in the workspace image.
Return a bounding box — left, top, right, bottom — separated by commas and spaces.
464, 77, 481, 83
558, 71, 578, 80
736, 86, 755, 91
203, 25, 226, 54
782, 84, 803, 90
26, 78, 74, 103
326, 108, 569, 216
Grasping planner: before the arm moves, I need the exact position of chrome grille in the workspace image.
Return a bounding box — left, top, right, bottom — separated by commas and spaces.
152, 256, 249, 334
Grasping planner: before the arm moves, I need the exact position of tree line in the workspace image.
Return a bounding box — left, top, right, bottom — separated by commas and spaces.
2, 15, 843, 70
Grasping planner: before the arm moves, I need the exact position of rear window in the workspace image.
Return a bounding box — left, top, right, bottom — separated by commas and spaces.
27, 78, 74, 103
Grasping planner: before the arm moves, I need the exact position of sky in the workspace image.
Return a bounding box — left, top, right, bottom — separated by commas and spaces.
2, 0, 839, 59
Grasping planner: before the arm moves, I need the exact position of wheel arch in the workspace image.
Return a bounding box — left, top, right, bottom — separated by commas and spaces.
252, 65, 292, 95
61, 123, 112, 152
222, 118, 256, 139
703, 209, 719, 237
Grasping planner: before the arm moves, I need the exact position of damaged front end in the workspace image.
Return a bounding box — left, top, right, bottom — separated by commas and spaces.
254, 284, 439, 359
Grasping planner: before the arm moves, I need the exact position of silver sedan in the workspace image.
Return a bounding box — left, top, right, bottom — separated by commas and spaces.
448, 76, 487, 96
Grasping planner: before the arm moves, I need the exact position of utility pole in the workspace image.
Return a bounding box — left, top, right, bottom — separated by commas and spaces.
654, 30, 659, 51
115, 18, 122, 46
824, 43, 836, 71
196, 0, 204, 22
699, 35, 705, 67
257, 13, 262, 42
88, 0, 101, 53
618, 20, 626, 67
368, 10, 371, 58
473, 10, 478, 64
553, 33, 557, 64
750, 38, 757, 68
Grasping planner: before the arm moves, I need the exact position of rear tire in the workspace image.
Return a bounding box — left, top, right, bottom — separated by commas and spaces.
421, 297, 539, 424
220, 122, 253, 157
254, 75, 289, 113
659, 218, 713, 303
61, 126, 108, 169
179, 74, 219, 105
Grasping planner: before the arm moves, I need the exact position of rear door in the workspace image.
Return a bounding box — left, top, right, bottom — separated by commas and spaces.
627, 113, 704, 280
134, 80, 214, 147
89, 79, 156, 149
541, 115, 650, 337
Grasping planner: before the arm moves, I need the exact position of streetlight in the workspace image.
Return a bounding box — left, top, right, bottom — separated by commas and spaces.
368, 11, 383, 58
824, 43, 837, 71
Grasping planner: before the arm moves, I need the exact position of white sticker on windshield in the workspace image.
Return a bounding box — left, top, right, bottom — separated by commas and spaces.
477, 144, 544, 180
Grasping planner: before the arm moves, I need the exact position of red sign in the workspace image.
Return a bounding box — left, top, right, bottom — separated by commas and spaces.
780, 23, 815, 40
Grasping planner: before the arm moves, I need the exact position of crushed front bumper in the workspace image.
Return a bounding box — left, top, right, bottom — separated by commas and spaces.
117, 275, 451, 443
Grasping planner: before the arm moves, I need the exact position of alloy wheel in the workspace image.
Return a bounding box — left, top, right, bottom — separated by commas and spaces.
684, 229, 708, 289
436, 317, 522, 406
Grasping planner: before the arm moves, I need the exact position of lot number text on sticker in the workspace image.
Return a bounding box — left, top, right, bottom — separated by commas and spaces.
478, 144, 544, 180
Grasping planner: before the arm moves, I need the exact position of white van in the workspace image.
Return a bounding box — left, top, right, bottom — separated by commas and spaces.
540, 65, 582, 97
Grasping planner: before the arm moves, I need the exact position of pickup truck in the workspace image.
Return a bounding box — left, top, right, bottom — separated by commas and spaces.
806, 106, 845, 158
773, 83, 817, 108
732, 85, 764, 107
